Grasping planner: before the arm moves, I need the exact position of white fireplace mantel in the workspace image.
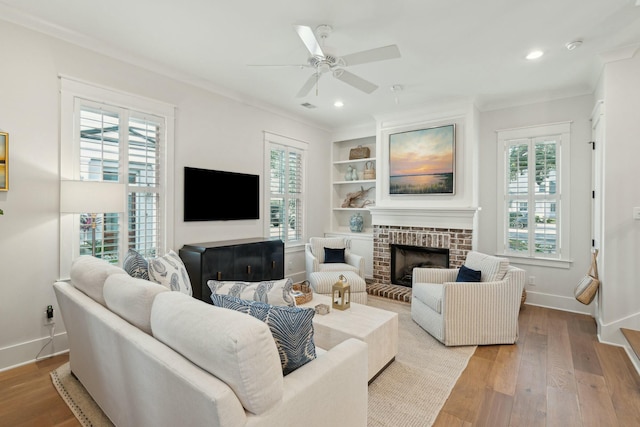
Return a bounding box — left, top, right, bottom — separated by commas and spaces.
369, 206, 478, 230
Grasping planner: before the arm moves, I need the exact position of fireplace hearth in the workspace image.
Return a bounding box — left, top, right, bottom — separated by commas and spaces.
390, 244, 449, 287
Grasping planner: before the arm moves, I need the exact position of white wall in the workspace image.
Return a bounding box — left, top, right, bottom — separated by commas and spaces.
0, 21, 330, 371
598, 49, 640, 343
477, 95, 595, 314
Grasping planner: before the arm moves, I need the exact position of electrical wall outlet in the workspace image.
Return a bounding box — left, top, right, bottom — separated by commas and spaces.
45, 305, 54, 324
528, 276, 536, 286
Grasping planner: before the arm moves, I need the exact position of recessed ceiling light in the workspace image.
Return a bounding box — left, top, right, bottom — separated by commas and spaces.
526, 50, 544, 60
334, 100, 344, 107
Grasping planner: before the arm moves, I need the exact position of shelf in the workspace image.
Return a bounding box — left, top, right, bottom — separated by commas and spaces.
333, 207, 374, 211
333, 157, 376, 165
327, 230, 374, 238
333, 179, 376, 185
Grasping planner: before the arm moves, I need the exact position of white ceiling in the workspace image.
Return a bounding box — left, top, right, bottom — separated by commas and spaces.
2, 0, 640, 129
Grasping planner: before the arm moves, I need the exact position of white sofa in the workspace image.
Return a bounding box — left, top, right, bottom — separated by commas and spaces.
411, 251, 525, 346
54, 256, 368, 427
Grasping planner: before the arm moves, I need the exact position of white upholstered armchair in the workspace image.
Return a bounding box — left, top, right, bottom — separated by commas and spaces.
411, 251, 525, 346
305, 237, 365, 280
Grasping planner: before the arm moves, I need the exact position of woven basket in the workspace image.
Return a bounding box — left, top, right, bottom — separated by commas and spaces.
293, 281, 313, 305
520, 289, 527, 310
349, 145, 370, 160
363, 161, 376, 179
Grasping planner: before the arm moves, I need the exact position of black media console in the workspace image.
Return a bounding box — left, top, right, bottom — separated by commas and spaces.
179, 237, 285, 302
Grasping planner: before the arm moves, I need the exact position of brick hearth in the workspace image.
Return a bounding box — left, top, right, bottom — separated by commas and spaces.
366, 281, 413, 303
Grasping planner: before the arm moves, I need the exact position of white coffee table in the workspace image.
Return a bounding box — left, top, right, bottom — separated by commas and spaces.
300, 294, 398, 382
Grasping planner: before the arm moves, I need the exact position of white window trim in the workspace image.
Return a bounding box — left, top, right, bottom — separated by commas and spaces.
59, 76, 176, 279
496, 121, 572, 268
263, 131, 308, 247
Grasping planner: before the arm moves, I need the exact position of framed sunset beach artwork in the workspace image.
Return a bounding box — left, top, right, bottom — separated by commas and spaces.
389, 124, 455, 195
0, 132, 7, 191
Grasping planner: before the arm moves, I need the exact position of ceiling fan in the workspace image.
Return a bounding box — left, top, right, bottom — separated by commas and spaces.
254, 24, 401, 97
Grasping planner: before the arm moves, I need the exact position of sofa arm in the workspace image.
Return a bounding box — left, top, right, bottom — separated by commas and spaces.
305, 244, 319, 280
345, 251, 365, 278
247, 338, 368, 427
441, 278, 522, 346
413, 267, 458, 285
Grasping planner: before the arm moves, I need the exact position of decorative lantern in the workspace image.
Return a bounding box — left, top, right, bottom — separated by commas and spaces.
332, 274, 351, 310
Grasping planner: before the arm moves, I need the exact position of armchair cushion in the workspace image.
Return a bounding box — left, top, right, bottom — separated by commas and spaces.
324, 247, 346, 263
464, 251, 509, 282
456, 265, 481, 282
413, 282, 443, 314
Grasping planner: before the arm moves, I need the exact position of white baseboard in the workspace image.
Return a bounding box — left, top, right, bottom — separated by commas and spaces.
287, 270, 307, 284
0, 331, 69, 372
524, 290, 595, 316
595, 312, 640, 376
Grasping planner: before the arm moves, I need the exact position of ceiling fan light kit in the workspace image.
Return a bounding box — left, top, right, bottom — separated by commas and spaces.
289, 24, 401, 97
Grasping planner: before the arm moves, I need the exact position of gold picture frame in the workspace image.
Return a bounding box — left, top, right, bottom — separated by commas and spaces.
0, 132, 7, 191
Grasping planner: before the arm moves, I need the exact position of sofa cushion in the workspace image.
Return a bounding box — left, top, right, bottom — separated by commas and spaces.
309, 237, 346, 263
148, 250, 192, 295
122, 248, 149, 280
210, 294, 316, 375
151, 292, 283, 415
207, 278, 296, 307
464, 251, 509, 282
456, 265, 482, 282
103, 274, 169, 334
70, 255, 127, 306
412, 282, 443, 314
324, 247, 346, 263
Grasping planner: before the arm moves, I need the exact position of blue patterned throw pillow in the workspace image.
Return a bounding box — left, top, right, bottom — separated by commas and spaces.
207, 278, 296, 307
148, 250, 192, 296
123, 249, 149, 280
210, 294, 316, 375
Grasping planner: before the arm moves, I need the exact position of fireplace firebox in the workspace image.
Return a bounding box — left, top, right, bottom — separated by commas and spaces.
390, 244, 449, 287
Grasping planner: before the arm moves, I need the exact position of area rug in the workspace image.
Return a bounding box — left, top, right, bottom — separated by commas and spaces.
51, 296, 475, 427
366, 296, 476, 426
50, 362, 114, 427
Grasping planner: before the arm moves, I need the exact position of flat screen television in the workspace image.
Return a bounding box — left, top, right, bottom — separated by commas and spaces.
184, 167, 260, 221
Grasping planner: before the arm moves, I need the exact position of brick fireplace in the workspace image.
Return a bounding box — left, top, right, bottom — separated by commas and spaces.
367, 207, 476, 301
373, 225, 472, 286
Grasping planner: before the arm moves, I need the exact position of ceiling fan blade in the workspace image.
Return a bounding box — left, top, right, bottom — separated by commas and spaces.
341, 45, 401, 66
296, 73, 322, 97
294, 25, 325, 57
333, 69, 378, 94
247, 63, 310, 68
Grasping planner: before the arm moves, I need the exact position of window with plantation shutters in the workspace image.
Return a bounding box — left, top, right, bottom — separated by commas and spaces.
264, 132, 307, 245
497, 122, 571, 265
60, 77, 174, 276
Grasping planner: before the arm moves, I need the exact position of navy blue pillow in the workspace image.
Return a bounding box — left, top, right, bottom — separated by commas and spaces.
324, 247, 346, 263
456, 265, 481, 282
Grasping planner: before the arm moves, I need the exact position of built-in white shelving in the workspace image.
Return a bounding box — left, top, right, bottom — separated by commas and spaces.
327, 135, 377, 279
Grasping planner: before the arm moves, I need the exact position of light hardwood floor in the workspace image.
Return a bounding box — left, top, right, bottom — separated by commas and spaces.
1, 305, 639, 426
435, 305, 640, 426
